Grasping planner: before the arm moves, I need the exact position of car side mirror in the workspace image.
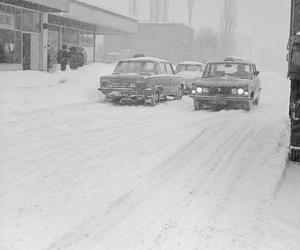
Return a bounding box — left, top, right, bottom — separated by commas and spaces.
254, 71, 259, 76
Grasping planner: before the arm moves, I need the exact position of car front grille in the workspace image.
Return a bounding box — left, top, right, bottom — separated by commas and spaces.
208, 87, 232, 95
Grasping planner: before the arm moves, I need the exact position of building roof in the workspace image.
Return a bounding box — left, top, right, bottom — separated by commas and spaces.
0, 0, 70, 12
139, 22, 194, 31
75, 0, 137, 21
53, 0, 138, 35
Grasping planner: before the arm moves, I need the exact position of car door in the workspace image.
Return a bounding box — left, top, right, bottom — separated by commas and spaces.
251, 64, 260, 99
157, 62, 169, 96
165, 62, 179, 94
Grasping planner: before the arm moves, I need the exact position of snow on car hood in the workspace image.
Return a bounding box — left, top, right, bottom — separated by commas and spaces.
193, 76, 252, 88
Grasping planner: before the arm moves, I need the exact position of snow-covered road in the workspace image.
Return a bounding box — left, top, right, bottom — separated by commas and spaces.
0, 65, 299, 250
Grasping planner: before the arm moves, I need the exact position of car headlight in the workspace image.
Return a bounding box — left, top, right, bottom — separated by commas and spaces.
197, 87, 203, 93
203, 87, 209, 94
231, 88, 237, 95
192, 90, 196, 94
238, 88, 244, 95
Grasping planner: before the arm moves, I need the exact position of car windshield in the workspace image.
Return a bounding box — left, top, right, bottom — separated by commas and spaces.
114, 61, 156, 74
176, 64, 202, 73
202, 63, 253, 79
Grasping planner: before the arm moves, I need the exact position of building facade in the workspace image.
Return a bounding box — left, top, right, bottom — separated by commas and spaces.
103, 23, 194, 64
0, 0, 138, 71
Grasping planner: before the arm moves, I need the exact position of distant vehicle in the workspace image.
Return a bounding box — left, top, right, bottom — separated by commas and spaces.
175, 61, 205, 95
98, 57, 184, 106
190, 58, 261, 111
132, 53, 145, 58
69, 46, 87, 70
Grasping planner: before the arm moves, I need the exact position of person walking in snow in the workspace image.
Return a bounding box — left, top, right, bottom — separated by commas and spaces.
57, 44, 69, 71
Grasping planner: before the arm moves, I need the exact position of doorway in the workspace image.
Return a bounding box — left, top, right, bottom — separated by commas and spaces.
23, 33, 31, 70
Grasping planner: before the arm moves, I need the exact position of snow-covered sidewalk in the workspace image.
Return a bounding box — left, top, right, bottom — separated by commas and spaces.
0, 64, 299, 250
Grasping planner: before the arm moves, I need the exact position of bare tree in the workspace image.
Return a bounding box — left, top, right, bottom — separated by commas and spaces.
188, 0, 195, 27
162, 0, 169, 22
150, 0, 162, 22
128, 0, 139, 17
219, 0, 237, 57
194, 27, 220, 62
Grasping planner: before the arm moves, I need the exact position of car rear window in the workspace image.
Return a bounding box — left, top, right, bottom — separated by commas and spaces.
114, 61, 156, 74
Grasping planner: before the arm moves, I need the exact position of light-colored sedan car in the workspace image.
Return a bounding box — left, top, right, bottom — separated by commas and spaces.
98, 57, 184, 106
190, 58, 261, 111
175, 61, 206, 95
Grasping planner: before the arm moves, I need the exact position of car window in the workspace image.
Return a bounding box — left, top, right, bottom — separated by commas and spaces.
158, 62, 167, 75
203, 63, 253, 79
165, 63, 175, 75
114, 61, 156, 74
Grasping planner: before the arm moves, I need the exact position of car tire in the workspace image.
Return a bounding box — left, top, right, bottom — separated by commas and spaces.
194, 99, 201, 110
253, 94, 260, 105
175, 86, 183, 100
244, 100, 252, 111
150, 91, 160, 106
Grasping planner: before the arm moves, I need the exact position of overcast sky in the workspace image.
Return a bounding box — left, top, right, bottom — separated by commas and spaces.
97, 0, 290, 71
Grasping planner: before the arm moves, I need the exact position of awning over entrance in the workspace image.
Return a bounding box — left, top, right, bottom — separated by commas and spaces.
0, 0, 70, 12
56, 0, 138, 35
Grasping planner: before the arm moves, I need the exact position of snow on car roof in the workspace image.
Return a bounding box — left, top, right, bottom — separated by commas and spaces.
208, 59, 255, 65
124, 57, 169, 63
178, 61, 206, 66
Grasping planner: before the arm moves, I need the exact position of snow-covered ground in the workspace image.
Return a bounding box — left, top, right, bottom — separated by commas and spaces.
0, 64, 299, 250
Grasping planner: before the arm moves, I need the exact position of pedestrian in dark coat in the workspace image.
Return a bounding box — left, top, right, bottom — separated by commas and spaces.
57, 44, 69, 71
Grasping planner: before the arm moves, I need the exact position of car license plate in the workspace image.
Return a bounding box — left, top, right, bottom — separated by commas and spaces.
211, 99, 227, 105
110, 91, 121, 97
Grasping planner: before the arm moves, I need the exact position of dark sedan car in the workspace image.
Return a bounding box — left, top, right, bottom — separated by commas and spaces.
190, 58, 261, 111
98, 57, 184, 106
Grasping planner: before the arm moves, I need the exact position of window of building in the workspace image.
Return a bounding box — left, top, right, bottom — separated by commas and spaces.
0, 29, 22, 64
62, 27, 79, 47
0, 29, 14, 63
14, 31, 21, 63
0, 4, 14, 30
13, 8, 22, 30
22, 9, 41, 33
80, 31, 94, 47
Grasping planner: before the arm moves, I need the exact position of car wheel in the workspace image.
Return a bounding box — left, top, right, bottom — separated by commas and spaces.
150, 91, 160, 106
194, 99, 201, 110
175, 86, 183, 100
290, 147, 300, 161
244, 100, 252, 111
253, 94, 260, 105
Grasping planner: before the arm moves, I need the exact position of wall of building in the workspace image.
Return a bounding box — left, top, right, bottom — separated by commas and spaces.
30, 0, 70, 12
0, 2, 43, 71
103, 23, 194, 64
0, 0, 138, 71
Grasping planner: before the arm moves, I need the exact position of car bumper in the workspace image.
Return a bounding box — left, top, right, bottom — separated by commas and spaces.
98, 87, 154, 103
183, 86, 193, 95
190, 94, 251, 105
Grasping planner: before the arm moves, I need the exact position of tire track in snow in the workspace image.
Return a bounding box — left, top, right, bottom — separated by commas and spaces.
44, 114, 243, 250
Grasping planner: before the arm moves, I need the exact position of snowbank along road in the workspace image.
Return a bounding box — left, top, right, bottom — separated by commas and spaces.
0, 65, 299, 250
